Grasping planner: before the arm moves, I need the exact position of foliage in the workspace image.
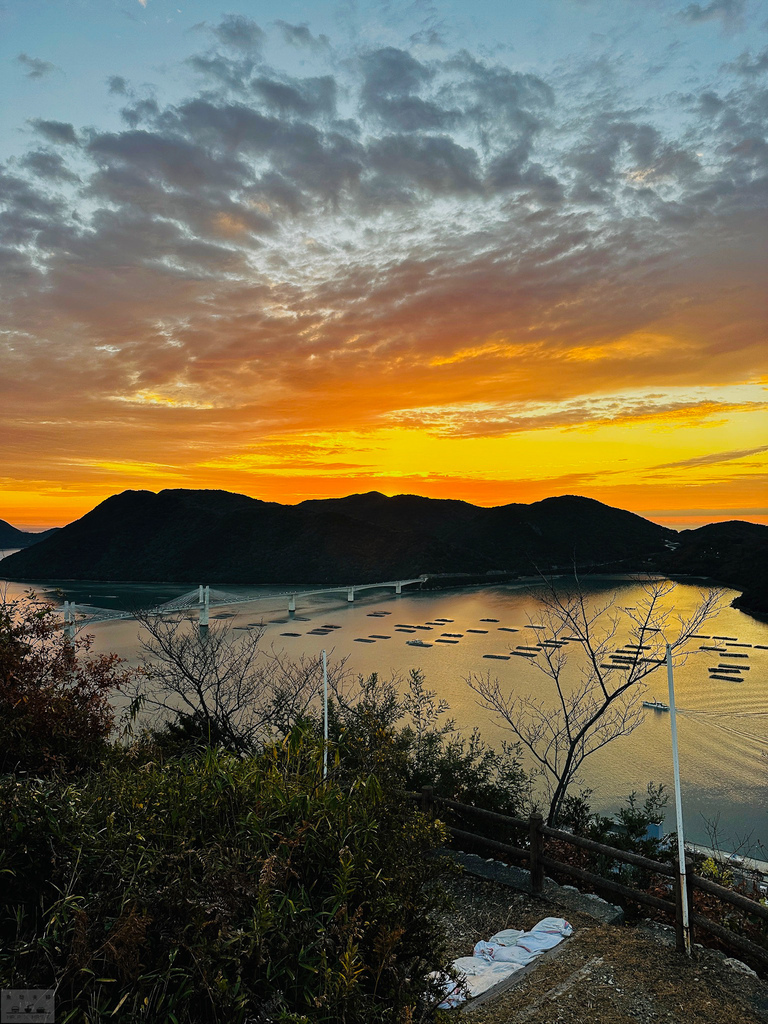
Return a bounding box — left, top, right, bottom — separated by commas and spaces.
467, 575, 723, 826
699, 857, 734, 886
542, 784, 671, 899
131, 612, 335, 756
0, 728, 450, 1024
133, 612, 532, 820
330, 668, 531, 819
588, 782, 669, 859
0, 591, 132, 774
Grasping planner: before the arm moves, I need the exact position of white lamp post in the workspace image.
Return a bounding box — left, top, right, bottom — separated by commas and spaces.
666, 641, 691, 955
322, 649, 329, 781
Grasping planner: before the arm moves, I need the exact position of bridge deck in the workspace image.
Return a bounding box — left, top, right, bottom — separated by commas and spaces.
288, 579, 424, 598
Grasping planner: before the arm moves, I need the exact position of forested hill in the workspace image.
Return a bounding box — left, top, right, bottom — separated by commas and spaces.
0, 489, 672, 583
0, 519, 58, 550
661, 521, 768, 620
1, 489, 765, 617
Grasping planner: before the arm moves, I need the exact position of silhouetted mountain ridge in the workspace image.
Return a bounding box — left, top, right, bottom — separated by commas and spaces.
1, 490, 765, 618
0, 520, 58, 550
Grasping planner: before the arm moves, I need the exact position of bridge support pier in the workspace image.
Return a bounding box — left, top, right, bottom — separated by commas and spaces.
288, 595, 296, 613
347, 587, 355, 602
395, 582, 402, 594
199, 585, 210, 629
64, 601, 76, 640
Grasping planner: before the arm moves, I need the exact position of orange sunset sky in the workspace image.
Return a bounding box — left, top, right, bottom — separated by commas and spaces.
1, 1, 766, 532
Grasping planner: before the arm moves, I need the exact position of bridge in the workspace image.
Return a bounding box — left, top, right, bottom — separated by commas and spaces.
284, 578, 426, 612
58, 578, 428, 635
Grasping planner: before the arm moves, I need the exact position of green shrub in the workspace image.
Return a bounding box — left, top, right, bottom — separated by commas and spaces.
330, 669, 530, 818
0, 727, 449, 1023
0, 592, 132, 774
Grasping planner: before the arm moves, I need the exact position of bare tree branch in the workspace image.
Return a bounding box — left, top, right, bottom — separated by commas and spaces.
467, 575, 725, 825
128, 613, 345, 753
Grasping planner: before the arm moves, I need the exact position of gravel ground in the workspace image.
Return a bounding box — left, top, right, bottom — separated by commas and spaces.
436, 871, 768, 1023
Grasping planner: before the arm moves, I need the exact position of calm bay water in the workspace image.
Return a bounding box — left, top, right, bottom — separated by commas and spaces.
3, 567, 768, 852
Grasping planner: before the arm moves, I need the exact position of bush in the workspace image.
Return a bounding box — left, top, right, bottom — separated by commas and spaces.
0, 727, 450, 1023
329, 668, 531, 818
0, 592, 132, 773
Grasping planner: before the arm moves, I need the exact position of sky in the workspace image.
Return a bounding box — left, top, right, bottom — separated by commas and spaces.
1, 0, 766, 531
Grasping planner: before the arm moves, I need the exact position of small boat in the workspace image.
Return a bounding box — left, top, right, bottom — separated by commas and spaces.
407, 639, 433, 647
643, 699, 669, 711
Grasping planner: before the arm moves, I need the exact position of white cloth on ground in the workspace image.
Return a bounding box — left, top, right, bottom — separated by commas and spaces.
433, 960, 523, 1008
436, 917, 572, 1009
475, 917, 573, 964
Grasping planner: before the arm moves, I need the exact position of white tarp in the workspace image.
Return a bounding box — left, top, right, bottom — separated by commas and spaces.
435, 917, 573, 1009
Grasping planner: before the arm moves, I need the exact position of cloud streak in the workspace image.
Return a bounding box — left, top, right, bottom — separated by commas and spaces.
652, 446, 768, 470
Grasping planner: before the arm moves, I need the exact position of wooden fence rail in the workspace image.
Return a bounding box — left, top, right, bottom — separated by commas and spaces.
415, 787, 768, 969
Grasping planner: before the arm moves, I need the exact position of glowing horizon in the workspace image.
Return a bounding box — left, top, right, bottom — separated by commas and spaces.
1, 1, 766, 534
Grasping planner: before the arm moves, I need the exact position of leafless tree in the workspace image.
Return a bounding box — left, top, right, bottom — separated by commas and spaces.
467, 575, 724, 826
129, 612, 344, 754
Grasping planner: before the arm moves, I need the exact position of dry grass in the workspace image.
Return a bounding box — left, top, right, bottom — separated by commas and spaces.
437, 872, 768, 1023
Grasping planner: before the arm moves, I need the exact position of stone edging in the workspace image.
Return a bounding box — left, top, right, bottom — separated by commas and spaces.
449, 849, 625, 925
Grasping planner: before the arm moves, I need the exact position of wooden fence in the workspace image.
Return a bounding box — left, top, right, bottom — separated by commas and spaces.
416, 787, 768, 971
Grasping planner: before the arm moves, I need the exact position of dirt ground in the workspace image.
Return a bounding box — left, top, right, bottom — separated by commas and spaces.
438, 872, 768, 1023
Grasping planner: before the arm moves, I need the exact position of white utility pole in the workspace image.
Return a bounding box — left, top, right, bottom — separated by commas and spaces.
322, 649, 329, 780
667, 642, 691, 955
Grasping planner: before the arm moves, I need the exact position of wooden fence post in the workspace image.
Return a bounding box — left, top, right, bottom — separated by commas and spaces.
685, 855, 695, 948
421, 785, 434, 815
529, 812, 544, 893
673, 868, 684, 953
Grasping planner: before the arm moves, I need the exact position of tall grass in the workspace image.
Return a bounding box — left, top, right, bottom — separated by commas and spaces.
1, 728, 449, 1023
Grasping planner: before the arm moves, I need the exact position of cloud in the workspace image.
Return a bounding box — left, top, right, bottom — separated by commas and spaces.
251, 75, 337, 118
652, 446, 768, 470
275, 20, 329, 51
186, 53, 257, 93
678, 0, 745, 30
725, 47, 768, 76
108, 76, 128, 95
367, 133, 481, 193
387, 396, 766, 438
28, 119, 78, 145
120, 98, 160, 128
1, 22, 766, 478
211, 14, 265, 53
19, 150, 80, 183
16, 53, 58, 79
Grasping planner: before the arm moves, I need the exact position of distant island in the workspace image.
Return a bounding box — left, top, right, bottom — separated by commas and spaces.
1, 489, 766, 619
0, 519, 58, 551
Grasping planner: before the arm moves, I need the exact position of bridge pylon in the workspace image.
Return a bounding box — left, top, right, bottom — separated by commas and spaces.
63, 600, 76, 639
198, 585, 210, 629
